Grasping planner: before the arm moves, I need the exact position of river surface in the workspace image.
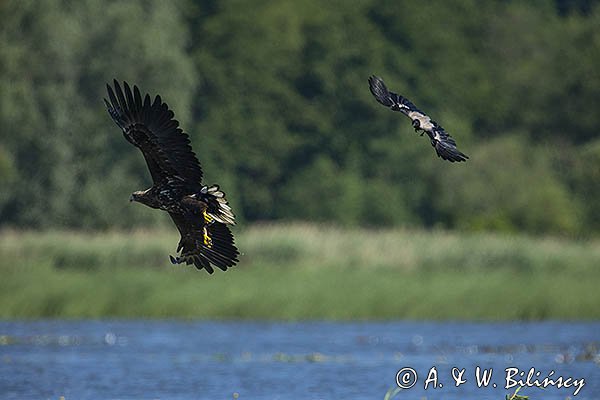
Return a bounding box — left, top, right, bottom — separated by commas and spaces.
0, 320, 598, 399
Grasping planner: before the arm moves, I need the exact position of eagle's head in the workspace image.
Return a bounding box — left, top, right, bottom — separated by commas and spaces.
130, 188, 160, 209
130, 190, 144, 203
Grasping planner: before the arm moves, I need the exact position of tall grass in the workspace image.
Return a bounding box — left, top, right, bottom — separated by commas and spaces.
1, 224, 598, 319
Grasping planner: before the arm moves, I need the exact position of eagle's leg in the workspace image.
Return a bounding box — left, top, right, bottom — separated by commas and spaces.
201, 210, 214, 248
202, 227, 213, 248
203, 210, 214, 224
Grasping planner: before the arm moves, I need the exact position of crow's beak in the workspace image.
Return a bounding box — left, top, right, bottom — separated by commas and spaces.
129, 195, 135, 202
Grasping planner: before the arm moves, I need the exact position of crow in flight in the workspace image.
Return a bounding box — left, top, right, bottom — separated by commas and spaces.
369, 75, 468, 162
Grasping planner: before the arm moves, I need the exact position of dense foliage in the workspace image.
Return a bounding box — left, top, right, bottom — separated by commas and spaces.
1, 0, 598, 235
2, 226, 600, 319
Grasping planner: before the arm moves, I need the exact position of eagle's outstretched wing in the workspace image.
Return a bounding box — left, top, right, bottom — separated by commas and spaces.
368, 75, 468, 162
168, 210, 239, 274
104, 80, 204, 185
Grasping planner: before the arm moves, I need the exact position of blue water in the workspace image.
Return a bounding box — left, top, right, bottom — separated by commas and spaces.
0, 321, 598, 400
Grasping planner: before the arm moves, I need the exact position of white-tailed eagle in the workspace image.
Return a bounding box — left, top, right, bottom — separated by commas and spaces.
105, 80, 239, 273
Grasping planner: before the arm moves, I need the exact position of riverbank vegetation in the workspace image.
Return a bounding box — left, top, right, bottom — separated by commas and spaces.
2, 224, 598, 320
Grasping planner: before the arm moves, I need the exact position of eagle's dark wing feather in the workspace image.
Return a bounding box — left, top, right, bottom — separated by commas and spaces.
368, 75, 468, 162
104, 80, 204, 184
168, 210, 239, 274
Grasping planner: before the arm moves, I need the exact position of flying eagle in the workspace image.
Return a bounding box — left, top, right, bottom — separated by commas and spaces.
368, 75, 468, 162
104, 80, 239, 273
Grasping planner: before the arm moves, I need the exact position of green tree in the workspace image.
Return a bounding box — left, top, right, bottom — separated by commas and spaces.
0, 0, 196, 228
0, 0, 598, 236
434, 135, 581, 234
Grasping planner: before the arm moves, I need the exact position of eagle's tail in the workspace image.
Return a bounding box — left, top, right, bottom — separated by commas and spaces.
368, 75, 394, 107
198, 185, 236, 225
170, 222, 239, 274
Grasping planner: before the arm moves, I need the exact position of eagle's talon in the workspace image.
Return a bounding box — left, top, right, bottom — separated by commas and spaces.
169, 255, 179, 264
203, 229, 213, 248
202, 210, 213, 224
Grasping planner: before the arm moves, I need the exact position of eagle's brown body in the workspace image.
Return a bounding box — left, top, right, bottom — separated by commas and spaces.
105, 81, 238, 273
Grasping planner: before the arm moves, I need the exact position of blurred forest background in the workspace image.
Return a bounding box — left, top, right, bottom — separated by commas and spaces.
1, 0, 599, 236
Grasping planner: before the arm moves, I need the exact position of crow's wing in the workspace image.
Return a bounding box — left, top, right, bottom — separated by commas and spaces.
105, 80, 204, 185
368, 75, 419, 117
168, 209, 239, 274
425, 125, 469, 162
368, 75, 468, 162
